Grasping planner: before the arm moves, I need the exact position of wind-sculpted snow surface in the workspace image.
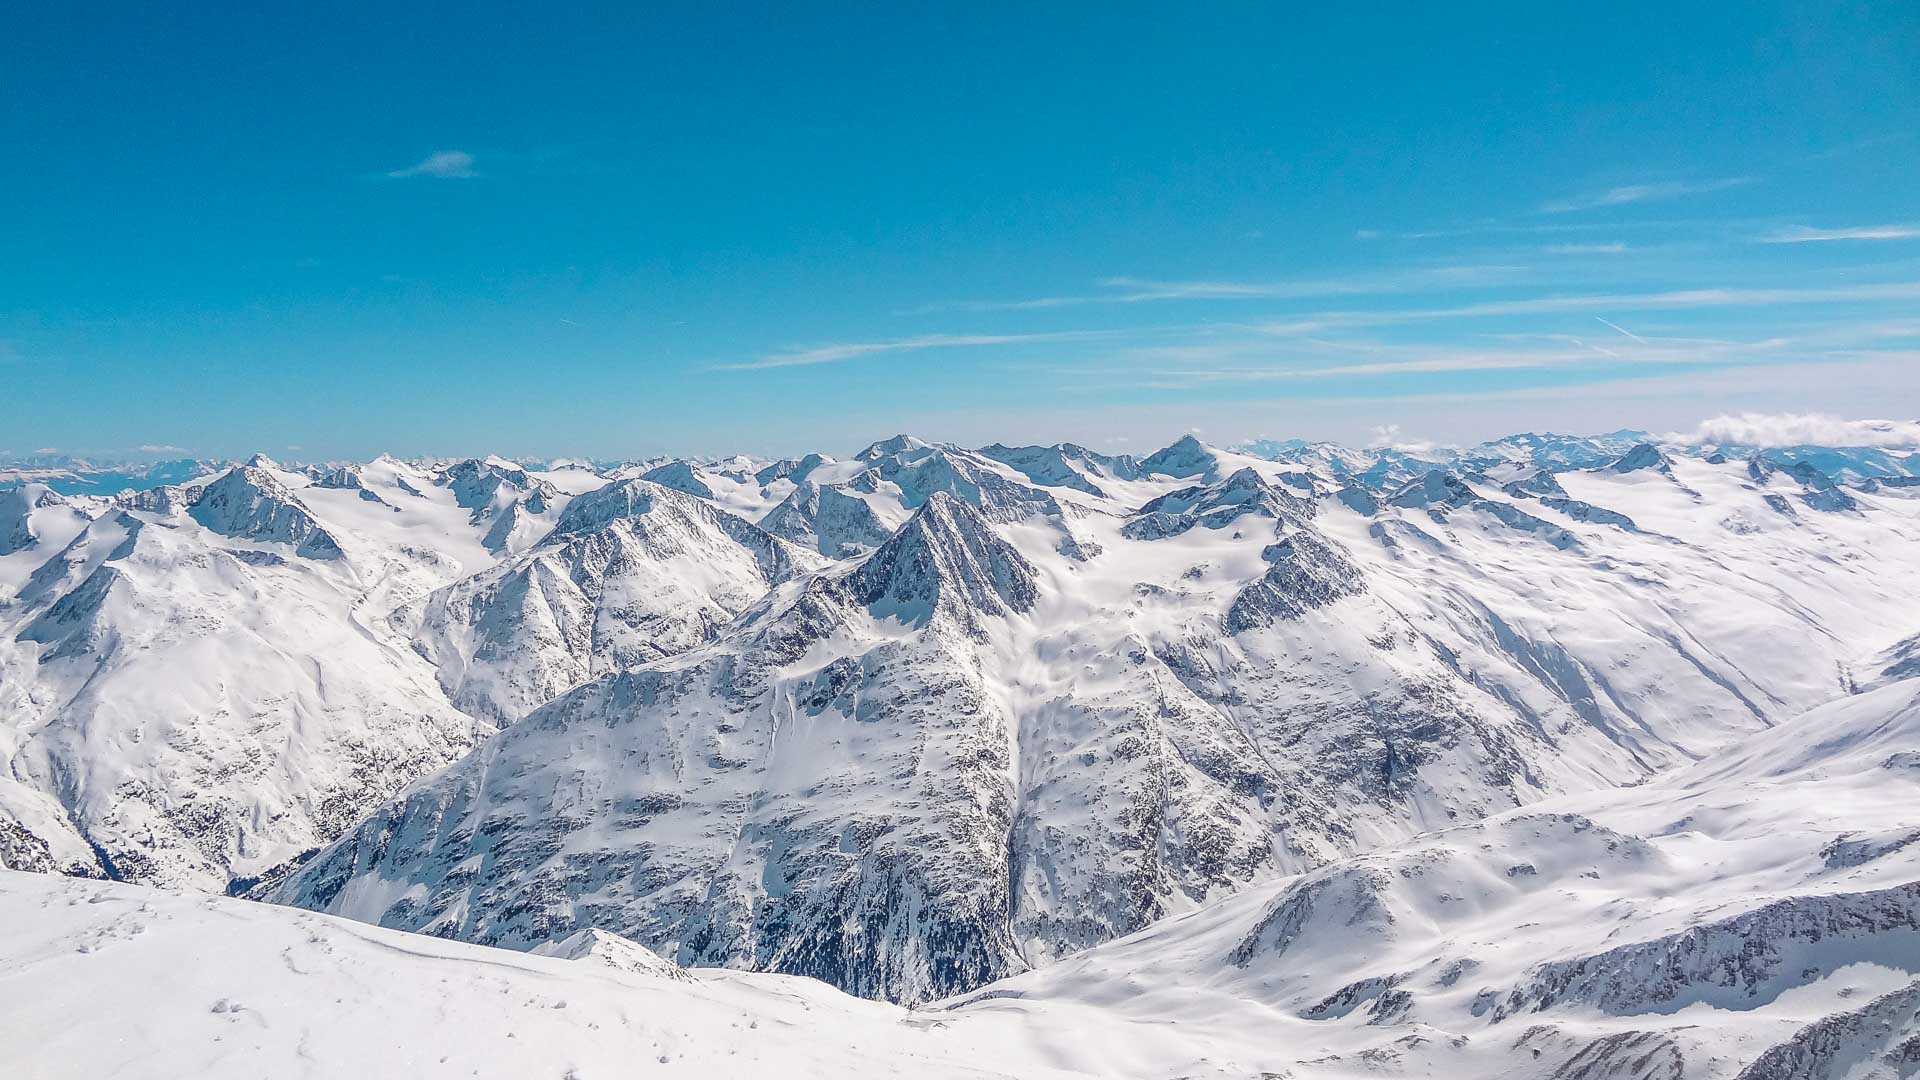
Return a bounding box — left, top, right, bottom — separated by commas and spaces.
270, 435, 1920, 1007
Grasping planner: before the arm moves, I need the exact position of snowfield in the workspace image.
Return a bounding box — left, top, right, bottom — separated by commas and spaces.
5, 430, 1920, 1077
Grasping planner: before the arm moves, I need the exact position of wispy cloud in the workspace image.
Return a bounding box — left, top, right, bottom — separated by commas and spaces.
386, 150, 476, 179
1255, 280, 1920, 334
1544, 242, 1628, 255
1760, 223, 1920, 244
1122, 329, 1791, 386
910, 265, 1528, 314
718, 330, 1119, 370
1668, 412, 1920, 448
1539, 176, 1753, 214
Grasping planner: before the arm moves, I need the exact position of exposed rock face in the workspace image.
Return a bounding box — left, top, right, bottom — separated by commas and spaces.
846, 492, 1038, 631
754, 452, 829, 487
1495, 882, 1920, 1019
1388, 468, 1477, 510
1734, 980, 1920, 1080
188, 466, 345, 559
1225, 529, 1365, 632
267, 435, 1920, 1009
978, 442, 1141, 495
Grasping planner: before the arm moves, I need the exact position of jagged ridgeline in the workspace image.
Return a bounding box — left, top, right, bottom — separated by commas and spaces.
7, 432, 1920, 1009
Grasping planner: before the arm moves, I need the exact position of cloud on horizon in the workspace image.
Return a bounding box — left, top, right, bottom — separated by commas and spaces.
1669, 412, 1920, 449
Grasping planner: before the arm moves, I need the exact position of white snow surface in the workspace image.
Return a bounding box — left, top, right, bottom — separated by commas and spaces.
7, 675, 1920, 1078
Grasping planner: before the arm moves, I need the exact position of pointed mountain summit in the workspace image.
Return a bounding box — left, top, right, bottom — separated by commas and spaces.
856, 433, 936, 462
754, 452, 830, 487
1139, 434, 1217, 478
847, 491, 1039, 631
1608, 442, 1672, 474
189, 466, 345, 559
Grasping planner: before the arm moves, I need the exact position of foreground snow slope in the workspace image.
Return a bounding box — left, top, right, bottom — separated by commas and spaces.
11, 674, 1920, 1079
0, 869, 1087, 1080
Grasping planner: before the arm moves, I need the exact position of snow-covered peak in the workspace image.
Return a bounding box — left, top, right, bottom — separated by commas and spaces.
1607, 441, 1672, 474
847, 491, 1039, 629
549, 476, 675, 534
1124, 466, 1311, 541
856, 433, 936, 462
754, 452, 831, 487
639, 460, 715, 499
977, 443, 1119, 496
188, 466, 345, 560
1386, 467, 1476, 508
434, 458, 563, 554
1138, 434, 1216, 478
0, 483, 72, 556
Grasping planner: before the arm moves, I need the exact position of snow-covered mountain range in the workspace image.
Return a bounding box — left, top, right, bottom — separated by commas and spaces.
7, 427, 1920, 1076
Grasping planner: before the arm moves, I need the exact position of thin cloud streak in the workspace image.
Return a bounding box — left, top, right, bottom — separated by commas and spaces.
718, 330, 1122, 370
386, 150, 477, 179
1761, 223, 1920, 243
1544, 243, 1628, 255
908, 265, 1530, 314
1538, 176, 1753, 214
1255, 281, 1920, 334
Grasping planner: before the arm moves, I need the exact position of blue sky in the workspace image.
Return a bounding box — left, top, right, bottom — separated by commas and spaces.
4, 3, 1917, 460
